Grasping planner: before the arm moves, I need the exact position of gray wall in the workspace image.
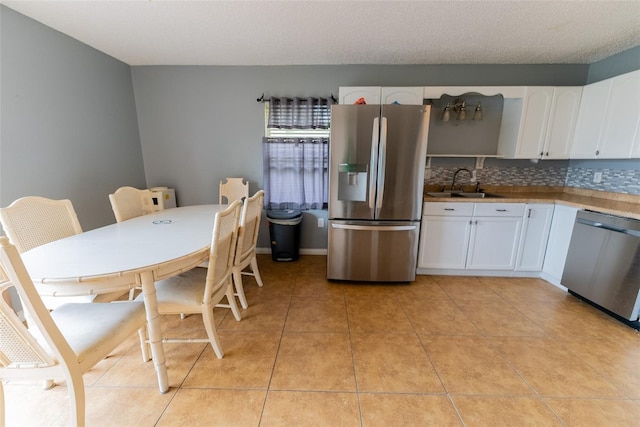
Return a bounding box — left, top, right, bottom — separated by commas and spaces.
130, 63, 593, 205
586, 45, 640, 83
0, 6, 145, 231
2, 5, 640, 251
131, 64, 591, 249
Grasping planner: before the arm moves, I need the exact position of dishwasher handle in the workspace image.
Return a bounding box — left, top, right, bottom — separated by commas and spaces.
577, 217, 640, 238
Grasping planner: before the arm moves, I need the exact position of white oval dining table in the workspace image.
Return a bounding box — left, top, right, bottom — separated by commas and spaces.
21, 204, 226, 394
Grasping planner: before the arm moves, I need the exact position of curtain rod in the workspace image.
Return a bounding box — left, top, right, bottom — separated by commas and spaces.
257, 94, 337, 103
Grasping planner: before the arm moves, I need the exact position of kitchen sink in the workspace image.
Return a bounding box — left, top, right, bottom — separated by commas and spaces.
426, 191, 503, 199
457, 192, 505, 198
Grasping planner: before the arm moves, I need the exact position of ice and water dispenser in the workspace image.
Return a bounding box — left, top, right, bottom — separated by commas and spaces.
338, 163, 368, 202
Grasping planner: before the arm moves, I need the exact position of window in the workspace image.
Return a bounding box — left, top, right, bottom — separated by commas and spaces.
262, 97, 332, 210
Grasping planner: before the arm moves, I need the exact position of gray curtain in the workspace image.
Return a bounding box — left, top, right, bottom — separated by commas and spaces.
263, 96, 332, 209
267, 97, 332, 129
263, 137, 329, 210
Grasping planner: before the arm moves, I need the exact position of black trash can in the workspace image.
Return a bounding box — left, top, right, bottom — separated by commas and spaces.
267, 209, 302, 261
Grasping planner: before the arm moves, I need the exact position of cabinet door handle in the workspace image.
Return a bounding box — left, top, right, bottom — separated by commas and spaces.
527, 208, 532, 218
496, 209, 507, 212
595, 150, 600, 156
444, 208, 455, 211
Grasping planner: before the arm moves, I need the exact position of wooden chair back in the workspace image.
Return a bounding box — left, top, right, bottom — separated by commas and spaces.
0, 196, 82, 253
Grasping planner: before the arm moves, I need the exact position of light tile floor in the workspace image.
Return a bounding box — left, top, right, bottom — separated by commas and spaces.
4, 255, 640, 426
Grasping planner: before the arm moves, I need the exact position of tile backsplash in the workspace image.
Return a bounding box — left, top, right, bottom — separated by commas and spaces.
566, 167, 640, 194
426, 163, 640, 195
428, 165, 568, 188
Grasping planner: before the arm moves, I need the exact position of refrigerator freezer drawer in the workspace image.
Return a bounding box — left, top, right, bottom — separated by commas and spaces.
327, 220, 419, 282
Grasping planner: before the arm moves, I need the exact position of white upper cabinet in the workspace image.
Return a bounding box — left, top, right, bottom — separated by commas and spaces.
498, 86, 582, 159
545, 87, 583, 158
600, 70, 640, 158
338, 87, 423, 105
512, 87, 554, 159
338, 87, 381, 104
571, 79, 612, 158
571, 70, 640, 159
381, 87, 424, 105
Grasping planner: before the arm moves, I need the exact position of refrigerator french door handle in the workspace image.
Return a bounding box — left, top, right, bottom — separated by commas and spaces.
376, 117, 388, 212
331, 223, 417, 232
368, 117, 380, 210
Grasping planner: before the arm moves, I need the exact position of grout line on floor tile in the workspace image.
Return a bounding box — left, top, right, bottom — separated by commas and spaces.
258, 282, 291, 427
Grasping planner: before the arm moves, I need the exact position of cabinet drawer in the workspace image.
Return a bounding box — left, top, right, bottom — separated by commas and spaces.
473, 203, 525, 217
423, 202, 474, 216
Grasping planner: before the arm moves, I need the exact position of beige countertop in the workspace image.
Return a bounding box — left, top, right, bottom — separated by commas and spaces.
423, 186, 640, 221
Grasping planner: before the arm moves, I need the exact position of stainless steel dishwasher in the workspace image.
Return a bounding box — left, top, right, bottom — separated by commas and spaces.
562, 210, 640, 328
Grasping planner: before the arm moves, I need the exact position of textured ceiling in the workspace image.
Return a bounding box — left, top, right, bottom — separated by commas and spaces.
3, 0, 640, 66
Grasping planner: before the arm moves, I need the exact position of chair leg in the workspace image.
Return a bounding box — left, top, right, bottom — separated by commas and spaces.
138, 327, 150, 362
202, 304, 224, 359
250, 256, 264, 287
232, 269, 248, 309
128, 288, 135, 300
226, 281, 242, 322
0, 380, 5, 427
65, 368, 86, 427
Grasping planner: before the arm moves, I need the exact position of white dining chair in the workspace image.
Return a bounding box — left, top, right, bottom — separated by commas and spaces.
108, 186, 157, 223
108, 186, 157, 299
136, 200, 242, 358
0, 237, 148, 427
0, 196, 82, 254
0, 197, 126, 305
232, 190, 265, 309
219, 178, 249, 204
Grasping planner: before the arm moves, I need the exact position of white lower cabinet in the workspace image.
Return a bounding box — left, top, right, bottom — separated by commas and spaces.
418, 213, 472, 269
467, 204, 524, 270
541, 204, 580, 285
515, 204, 555, 271
418, 202, 524, 270
466, 216, 523, 270
418, 201, 576, 279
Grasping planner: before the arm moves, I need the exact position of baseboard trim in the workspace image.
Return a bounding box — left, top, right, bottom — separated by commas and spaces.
416, 268, 540, 277
256, 247, 327, 256
539, 272, 568, 291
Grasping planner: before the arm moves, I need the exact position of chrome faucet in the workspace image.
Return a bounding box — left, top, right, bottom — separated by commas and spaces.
451, 168, 473, 191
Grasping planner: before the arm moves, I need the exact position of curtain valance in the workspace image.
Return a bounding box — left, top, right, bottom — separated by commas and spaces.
267, 97, 333, 130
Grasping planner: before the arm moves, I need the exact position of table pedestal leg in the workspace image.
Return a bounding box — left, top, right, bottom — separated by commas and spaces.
140, 271, 169, 393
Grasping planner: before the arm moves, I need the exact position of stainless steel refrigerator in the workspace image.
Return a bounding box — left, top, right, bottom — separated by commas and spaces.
327, 104, 430, 281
